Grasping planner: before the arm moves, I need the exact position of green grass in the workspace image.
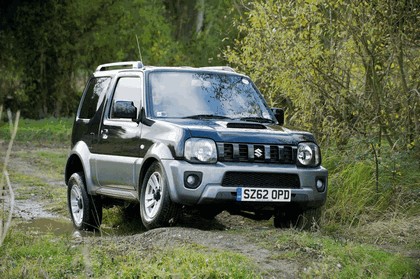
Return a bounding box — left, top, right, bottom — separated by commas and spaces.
0, 117, 73, 145
7, 170, 67, 215
0, 231, 85, 278
89, 244, 260, 278
13, 149, 68, 179
322, 142, 420, 230
323, 160, 388, 226
100, 205, 146, 235
2, 228, 416, 279
1, 230, 261, 278
273, 231, 417, 278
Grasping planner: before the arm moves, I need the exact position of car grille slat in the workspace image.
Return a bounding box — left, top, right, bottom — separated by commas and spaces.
217, 143, 296, 164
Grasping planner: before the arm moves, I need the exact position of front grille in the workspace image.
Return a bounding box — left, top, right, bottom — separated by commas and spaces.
217, 143, 297, 164
224, 144, 234, 159
222, 172, 300, 188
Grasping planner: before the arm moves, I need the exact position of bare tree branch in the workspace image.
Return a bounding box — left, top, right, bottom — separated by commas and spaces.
0, 109, 20, 246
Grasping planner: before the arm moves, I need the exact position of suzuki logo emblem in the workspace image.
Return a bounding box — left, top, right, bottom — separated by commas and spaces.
255, 148, 263, 158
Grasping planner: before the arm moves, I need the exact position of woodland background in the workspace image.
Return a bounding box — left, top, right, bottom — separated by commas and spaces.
0, 0, 419, 158
0, 1, 419, 276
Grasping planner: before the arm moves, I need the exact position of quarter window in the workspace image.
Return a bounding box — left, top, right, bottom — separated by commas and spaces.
79, 77, 111, 119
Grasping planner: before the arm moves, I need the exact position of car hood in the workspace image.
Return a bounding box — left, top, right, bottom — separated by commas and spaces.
160, 118, 316, 145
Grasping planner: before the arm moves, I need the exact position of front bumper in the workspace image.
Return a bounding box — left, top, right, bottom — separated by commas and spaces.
161, 159, 328, 209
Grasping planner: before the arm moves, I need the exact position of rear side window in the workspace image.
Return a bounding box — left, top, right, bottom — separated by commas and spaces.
79, 77, 111, 119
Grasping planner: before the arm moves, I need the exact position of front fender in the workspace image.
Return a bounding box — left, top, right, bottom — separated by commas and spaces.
136, 142, 175, 193
145, 142, 174, 160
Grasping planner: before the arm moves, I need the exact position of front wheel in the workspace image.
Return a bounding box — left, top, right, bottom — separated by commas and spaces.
67, 172, 102, 231
139, 162, 180, 230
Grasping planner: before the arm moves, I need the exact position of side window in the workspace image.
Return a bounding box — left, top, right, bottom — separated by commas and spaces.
79, 77, 111, 119
110, 77, 142, 118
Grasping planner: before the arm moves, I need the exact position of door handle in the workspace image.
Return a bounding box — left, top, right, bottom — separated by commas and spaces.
101, 129, 109, 140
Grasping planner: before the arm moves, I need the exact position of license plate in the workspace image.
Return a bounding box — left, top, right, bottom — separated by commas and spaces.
236, 188, 291, 202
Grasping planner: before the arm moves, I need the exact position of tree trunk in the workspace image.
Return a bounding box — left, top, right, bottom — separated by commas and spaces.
195, 0, 205, 34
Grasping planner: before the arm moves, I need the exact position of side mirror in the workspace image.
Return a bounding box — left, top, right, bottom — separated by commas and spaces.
113, 101, 137, 119
271, 108, 284, 126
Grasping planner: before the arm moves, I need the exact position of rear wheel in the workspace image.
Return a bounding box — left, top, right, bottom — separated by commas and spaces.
139, 162, 180, 230
67, 172, 102, 231
274, 207, 321, 231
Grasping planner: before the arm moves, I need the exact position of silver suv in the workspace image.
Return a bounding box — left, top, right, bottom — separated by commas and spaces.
65, 61, 328, 230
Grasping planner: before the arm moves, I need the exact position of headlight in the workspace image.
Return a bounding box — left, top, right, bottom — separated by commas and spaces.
185, 138, 217, 163
297, 142, 321, 167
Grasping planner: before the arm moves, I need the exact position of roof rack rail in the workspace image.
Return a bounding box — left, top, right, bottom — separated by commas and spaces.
95, 61, 143, 72
200, 66, 235, 72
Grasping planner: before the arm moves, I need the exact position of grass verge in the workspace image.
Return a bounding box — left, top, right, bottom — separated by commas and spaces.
273, 230, 417, 278
0, 117, 72, 145
0, 229, 261, 278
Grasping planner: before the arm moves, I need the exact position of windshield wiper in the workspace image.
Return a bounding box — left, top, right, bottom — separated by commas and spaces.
237, 117, 275, 123
183, 114, 232, 120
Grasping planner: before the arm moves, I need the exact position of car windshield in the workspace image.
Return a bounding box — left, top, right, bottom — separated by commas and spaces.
149, 71, 274, 121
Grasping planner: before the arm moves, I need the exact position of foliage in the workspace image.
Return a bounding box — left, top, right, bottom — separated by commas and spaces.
0, 0, 242, 118
162, 0, 241, 66
322, 137, 420, 232
0, 1, 80, 118
223, 1, 419, 225
224, 0, 419, 152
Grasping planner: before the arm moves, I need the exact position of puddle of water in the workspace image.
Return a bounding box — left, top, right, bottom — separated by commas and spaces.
14, 200, 58, 220
16, 218, 75, 236
15, 218, 141, 238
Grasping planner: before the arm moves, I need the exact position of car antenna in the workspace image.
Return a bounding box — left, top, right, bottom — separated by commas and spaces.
135, 34, 143, 63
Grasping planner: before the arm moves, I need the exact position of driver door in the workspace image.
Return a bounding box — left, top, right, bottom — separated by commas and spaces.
93, 74, 144, 189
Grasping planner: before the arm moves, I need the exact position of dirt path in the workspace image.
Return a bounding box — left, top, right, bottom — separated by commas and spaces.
4, 145, 66, 220
98, 224, 299, 278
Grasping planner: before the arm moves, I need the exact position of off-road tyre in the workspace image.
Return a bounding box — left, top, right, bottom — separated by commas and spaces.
67, 172, 103, 231
139, 162, 180, 230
